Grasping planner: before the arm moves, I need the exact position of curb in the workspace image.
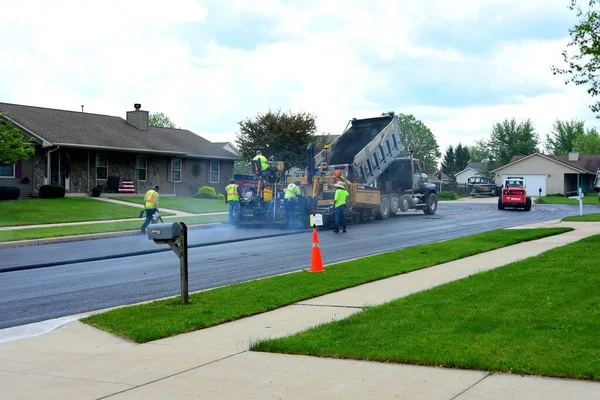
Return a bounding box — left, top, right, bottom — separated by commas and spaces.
0, 222, 223, 249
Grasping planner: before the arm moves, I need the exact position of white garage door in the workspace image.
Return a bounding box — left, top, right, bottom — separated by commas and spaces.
502, 174, 547, 196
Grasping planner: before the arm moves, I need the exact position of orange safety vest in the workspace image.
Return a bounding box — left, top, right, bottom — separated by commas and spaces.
225, 184, 240, 201
144, 189, 158, 209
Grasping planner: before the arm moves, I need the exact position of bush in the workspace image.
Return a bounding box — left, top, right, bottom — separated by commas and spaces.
0, 186, 20, 201
39, 184, 66, 199
195, 185, 217, 199
91, 186, 102, 197
216, 193, 225, 200
437, 191, 458, 200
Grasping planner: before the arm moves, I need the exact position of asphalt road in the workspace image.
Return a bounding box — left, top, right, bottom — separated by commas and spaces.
0, 202, 596, 329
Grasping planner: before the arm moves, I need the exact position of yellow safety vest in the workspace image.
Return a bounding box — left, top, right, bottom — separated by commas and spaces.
253, 155, 268, 171
144, 189, 158, 209
334, 188, 348, 208
284, 183, 300, 199
225, 184, 240, 201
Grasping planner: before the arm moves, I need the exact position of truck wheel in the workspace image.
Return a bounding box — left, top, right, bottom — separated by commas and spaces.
423, 193, 438, 215
399, 195, 411, 212
376, 197, 391, 220
524, 197, 532, 211
390, 197, 399, 214
498, 198, 505, 210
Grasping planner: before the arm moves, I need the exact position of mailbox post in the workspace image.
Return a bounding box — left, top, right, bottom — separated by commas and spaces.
148, 222, 189, 305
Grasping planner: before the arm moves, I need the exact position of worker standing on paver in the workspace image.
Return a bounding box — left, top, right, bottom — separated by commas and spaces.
333, 181, 348, 233
141, 185, 159, 234
250, 150, 269, 176
225, 179, 242, 223
284, 180, 302, 220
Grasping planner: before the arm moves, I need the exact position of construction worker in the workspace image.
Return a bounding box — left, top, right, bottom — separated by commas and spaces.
141, 185, 159, 234
225, 179, 242, 223
251, 150, 269, 175
284, 180, 302, 219
333, 181, 348, 233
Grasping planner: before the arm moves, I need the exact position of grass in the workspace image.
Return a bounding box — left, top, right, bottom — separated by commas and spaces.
437, 191, 459, 200
0, 214, 228, 242
113, 196, 227, 214
562, 212, 600, 222
535, 193, 600, 205
0, 198, 170, 227
81, 227, 571, 343
252, 234, 600, 381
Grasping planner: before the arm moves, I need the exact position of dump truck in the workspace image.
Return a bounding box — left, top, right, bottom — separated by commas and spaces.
305, 116, 438, 227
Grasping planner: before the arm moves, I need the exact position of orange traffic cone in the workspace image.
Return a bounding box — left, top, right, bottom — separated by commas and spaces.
310, 227, 324, 272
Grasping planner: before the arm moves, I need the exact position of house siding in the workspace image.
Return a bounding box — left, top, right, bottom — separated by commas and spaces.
0, 158, 34, 198
454, 168, 479, 184
493, 155, 578, 195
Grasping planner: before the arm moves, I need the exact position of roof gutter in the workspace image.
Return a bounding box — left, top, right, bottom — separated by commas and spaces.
1, 115, 53, 147
53, 143, 187, 156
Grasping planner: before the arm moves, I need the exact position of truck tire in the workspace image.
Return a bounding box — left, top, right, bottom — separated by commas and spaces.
390, 197, 399, 214
498, 198, 505, 210
399, 195, 411, 212
524, 197, 532, 211
423, 192, 438, 215
376, 197, 391, 220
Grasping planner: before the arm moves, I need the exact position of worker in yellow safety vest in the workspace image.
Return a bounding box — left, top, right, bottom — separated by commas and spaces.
250, 150, 269, 175
284, 180, 302, 220
225, 179, 242, 223
141, 185, 159, 234
333, 181, 348, 233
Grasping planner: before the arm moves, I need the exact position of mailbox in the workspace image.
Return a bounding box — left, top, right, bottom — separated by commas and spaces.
147, 222, 182, 243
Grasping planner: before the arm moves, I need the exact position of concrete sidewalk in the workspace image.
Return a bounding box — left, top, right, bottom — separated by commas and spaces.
91, 197, 197, 217
1, 222, 599, 399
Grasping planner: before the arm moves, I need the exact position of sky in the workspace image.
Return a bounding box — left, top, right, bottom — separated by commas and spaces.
1, 0, 597, 155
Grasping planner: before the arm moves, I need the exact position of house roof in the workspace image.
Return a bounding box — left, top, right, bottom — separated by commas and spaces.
0, 102, 238, 160
493, 153, 599, 174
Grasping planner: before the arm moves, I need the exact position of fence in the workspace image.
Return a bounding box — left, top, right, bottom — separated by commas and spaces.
433, 182, 471, 197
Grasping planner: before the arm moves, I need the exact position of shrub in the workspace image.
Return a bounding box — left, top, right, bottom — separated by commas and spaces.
0, 186, 20, 201
39, 184, 66, 199
437, 191, 458, 200
195, 185, 217, 199
216, 193, 225, 200
91, 186, 102, 197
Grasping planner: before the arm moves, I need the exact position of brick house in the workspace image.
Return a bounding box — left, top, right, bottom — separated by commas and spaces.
0, 102, 238, 198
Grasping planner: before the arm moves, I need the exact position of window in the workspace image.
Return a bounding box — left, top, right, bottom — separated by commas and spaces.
0, 164, 15, 178
172, 158, 182, 182
137, 156, 147, 181
210, 160, 219, 183
96, 154, 108, 180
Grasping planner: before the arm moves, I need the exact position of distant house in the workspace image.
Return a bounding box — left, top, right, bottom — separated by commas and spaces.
0, 102, 239, 198
454, 162, 488, 184
491, 152, 600, 196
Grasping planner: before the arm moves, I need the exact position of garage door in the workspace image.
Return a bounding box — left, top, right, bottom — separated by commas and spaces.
502, 174, 547, 196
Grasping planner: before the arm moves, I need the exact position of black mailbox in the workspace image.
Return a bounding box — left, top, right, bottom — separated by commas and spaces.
147, 222, 182, 243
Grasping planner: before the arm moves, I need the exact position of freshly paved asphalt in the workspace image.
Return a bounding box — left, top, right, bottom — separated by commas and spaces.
0, 202, 596, 329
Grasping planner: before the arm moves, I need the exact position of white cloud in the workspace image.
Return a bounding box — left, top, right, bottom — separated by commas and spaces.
0, 0, 595, 163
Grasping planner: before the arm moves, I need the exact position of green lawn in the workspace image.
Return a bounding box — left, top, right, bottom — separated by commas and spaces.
253, 234, 600, 381
536, 194, 600, 205
0, 214, 228, 242
563, 212, 600, 222
0, 198, 169, 227
113, 197, 227, 214
81, 227, 571, 343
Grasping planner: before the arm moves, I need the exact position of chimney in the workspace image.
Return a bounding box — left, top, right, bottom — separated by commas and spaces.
568, 151, 579, 162
126, 103, 149, 130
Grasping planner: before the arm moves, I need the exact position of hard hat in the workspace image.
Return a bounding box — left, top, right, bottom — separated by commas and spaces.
334, 182, 346, 189
230, 179, 235, 183
154, 185, 159, 190
333, 170, 342, 178
294, 180, 301, 185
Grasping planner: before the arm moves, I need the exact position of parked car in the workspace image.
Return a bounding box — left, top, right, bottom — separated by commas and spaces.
467, 176, 502, 197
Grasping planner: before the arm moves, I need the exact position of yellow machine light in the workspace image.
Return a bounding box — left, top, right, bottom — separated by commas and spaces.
323, 144, 329, 149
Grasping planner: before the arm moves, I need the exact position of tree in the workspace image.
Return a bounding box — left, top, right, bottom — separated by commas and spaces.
454, 143, 471, 172
236, 109, 317, 171
149, 112, 178, 128
573, 127, 600, 153
487, 118, 539, 169
395, 113, 441, 174
468, 140, 490, 163
0, 116, 35, 165
544, 119, 585, 154
441, 145, 456, 180
552, 0, 600, 116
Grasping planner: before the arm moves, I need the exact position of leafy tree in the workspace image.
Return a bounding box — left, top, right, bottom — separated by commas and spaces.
552, 0, 600, 116
395, 113, 441, 174
454, 143, 471, 172
441, 145, 456, 180
544, 119, 585, 154
468, 140, 490, 163
149, 112, 178, 128
487, 118, 539, 169
0, 115, 35, 165
573, 127, 600, 153
236, 109, 317, 171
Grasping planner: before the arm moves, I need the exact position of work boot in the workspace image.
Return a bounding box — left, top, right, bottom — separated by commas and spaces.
333, 227, 339, 233
343, 227, 347, 233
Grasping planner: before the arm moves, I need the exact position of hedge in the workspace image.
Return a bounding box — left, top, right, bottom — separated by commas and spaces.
39, 184, 66, 199
0, 186, 20, 201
